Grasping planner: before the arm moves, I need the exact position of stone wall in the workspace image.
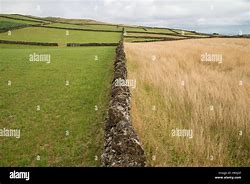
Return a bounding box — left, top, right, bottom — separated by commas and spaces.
0, 39, 58, 46
67, 43, 119, 47
102, 39, 146, 167
34, 25, 122, 33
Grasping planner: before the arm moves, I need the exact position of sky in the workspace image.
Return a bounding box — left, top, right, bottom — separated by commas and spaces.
1, 0, 250, 35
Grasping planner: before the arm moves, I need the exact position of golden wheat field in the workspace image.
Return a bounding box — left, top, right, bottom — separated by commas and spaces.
125, 38, 250, 166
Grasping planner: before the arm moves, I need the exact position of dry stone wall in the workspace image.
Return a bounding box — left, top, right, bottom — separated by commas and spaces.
102, 38, 146, 167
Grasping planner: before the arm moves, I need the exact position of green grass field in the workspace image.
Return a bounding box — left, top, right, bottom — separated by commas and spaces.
145, 28, 177, 34
126, 32, 186, 38
125, 27, 177, 34
124, 26, 209, 40
0, 14, 50, 23
0, 21, 26, 30
0, 14, 122, 166
46, 22, 122, 31
0, 27, 121, 44
0, 13, 212, 167
44, 17, 102, 24
125, 37, 164, 42
0, 17, 40, 25
0, 45, 116, 166
171, 29, 209, 37
124, 27, 147, 32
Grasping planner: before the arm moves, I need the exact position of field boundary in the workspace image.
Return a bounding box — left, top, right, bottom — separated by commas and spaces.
128, 36, 250, 43
12, 14, 52, 23
102, 37, 146, 167
0, 39, 58, 46
126, 30, 207, 38
125, 35, 181, 40
0, 24, 30, 33
0, 15, 45, 24
49, 21, 119, 27
130, 39, 165, 43
67, 43, 119, 47
33, 25, 122, 33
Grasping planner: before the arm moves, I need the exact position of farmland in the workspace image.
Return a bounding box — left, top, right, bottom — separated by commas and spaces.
124, 37, 164, 43
0, 14, 50, 23
0, 21, 26, 30
0, 16, 41, 25
0, 14, 121, 166
0, 45, 116, 166
125, 38, 250, 166
1, 13, 249, 167
0, 27, 121, 44
45, 22, 123, 31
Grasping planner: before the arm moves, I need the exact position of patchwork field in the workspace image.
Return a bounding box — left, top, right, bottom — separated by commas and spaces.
124, 27, 175, 34
0, 16, 40, 25
44, 17, 103, 24
1, 13, 248, 167
0, 27, 121, 44
125, 38, 250, 166
0, 14, 49, 23
46, 22, 123, 31
126, 32, 186, 38
124, 37, 164, 43
0, 14, 122, 166
0, 21, 26, 30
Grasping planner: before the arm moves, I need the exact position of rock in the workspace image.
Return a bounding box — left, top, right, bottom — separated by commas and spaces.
102, 39, 146, 167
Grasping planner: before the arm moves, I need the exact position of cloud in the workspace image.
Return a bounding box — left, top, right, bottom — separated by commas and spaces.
0, 0, 250, 34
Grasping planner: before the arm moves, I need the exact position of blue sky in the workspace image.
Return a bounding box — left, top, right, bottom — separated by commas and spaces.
1, 0, 250, 35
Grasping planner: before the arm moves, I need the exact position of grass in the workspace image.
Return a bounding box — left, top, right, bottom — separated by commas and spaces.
0, 17, 40, 25
0, 14, 50, 23
172, 29, 209, 37
0, 15, 121, 167
125, 27, 179, 34
125, 38, 250, 166
0, 27, 121, 44
126, 32, 186, 39
125, 27, 207, 37
0, 45, 116, 166
46, 23, 122, 31
0, 13, 220, 167
85, 24, 122, 31
0, 44, 56, 49
0, 21, 26, 30
146, 28, 177, 34
125, 37, 164, 43
124, 27, 147, 32
45, 17, 103, 24
124, 32, 188, 43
